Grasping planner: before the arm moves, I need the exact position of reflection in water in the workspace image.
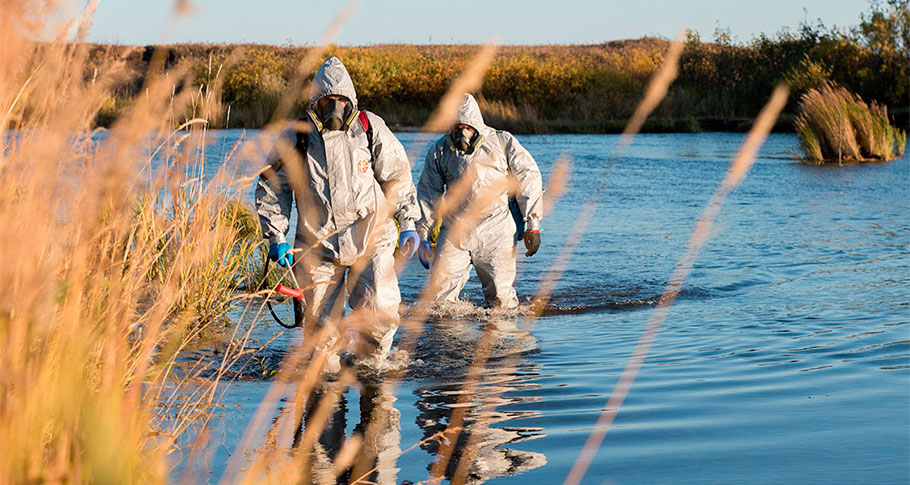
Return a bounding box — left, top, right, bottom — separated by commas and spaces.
412, 317, 547, 483
295, 379, 401, 485
285, 315, 547, 484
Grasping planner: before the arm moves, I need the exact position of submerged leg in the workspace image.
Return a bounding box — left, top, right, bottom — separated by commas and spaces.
298, 253, 347, 372
429, 238, 473, 303
473, 237, 518, 309
347, 237, 401, 363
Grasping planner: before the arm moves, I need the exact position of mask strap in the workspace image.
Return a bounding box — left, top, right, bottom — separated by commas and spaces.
470, 132, 484, 151
307, 109, 324, 131
342, 109, 359, 130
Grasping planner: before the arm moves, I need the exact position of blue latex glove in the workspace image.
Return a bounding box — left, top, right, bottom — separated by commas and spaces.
417, 240, 433, 269
268, 242, 293, 267
398, 230, 419, 258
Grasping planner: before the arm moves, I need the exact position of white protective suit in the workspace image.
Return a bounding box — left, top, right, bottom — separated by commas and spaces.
416, 94, 543, 308
255, 57, 419, 361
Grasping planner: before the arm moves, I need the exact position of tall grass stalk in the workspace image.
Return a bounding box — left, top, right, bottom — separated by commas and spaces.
428, 39, 683, 481
566, 85, 790, 485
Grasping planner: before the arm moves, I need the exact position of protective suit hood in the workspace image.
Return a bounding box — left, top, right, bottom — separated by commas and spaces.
453, 93, 486, 133
309, 57, 358, 111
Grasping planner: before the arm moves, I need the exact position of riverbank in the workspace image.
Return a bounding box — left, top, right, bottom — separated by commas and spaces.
76, 8, 907, 134
390, 114, 805, 134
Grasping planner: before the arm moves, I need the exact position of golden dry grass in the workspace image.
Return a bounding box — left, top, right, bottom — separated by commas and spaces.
0, 2, 267, 482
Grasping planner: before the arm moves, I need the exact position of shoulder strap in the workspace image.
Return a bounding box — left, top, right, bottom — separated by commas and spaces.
262, 122, 307, 175
294, 118, 309, 157
495, 129, 508, 148
496, 130, 512, 172
358, 110, 374, 162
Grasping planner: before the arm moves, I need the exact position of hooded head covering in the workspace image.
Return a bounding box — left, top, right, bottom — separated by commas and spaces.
309, 56, 358, 111
453, 93, 486, 132
449, 93, 486, 152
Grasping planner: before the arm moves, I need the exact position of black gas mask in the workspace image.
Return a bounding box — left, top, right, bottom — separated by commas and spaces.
316, 95, 352, 131
452, 124, 477, 153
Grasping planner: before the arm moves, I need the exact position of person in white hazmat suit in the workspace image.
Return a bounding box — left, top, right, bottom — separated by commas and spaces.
416, 94, 543, 308
255, 57, 420, 370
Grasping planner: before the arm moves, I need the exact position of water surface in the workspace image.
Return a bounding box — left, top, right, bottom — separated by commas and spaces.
177, 132, 909, 484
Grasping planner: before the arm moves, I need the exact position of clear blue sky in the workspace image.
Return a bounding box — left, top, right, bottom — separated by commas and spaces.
86, 0, 869, 46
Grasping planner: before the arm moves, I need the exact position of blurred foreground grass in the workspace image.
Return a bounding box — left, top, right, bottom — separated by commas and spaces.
0, 6, 269, 480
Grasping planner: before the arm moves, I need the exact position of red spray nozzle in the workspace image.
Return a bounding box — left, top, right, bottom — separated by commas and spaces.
275, 284, 304, 300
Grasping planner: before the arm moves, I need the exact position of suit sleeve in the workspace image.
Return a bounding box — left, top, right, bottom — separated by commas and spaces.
503, 132, 543, 231
254, 129, 296, 245
368, 113, 419, 232
416, 145, 446, 240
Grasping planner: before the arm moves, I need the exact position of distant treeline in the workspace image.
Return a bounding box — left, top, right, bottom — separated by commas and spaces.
86, 2, 907, 133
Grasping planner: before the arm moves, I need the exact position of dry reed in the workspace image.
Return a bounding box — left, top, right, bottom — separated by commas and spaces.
565, 85, 790, 485
795, 82, 906, 163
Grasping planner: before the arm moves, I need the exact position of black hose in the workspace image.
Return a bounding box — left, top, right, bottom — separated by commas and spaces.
263, 259, 303, 329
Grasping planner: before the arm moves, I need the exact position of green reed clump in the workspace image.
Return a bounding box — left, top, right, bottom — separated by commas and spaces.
133, 190, 264, 327
795, 83, 906, 162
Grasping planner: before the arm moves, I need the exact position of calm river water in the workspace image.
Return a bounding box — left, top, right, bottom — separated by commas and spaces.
176, 131, 909, 484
